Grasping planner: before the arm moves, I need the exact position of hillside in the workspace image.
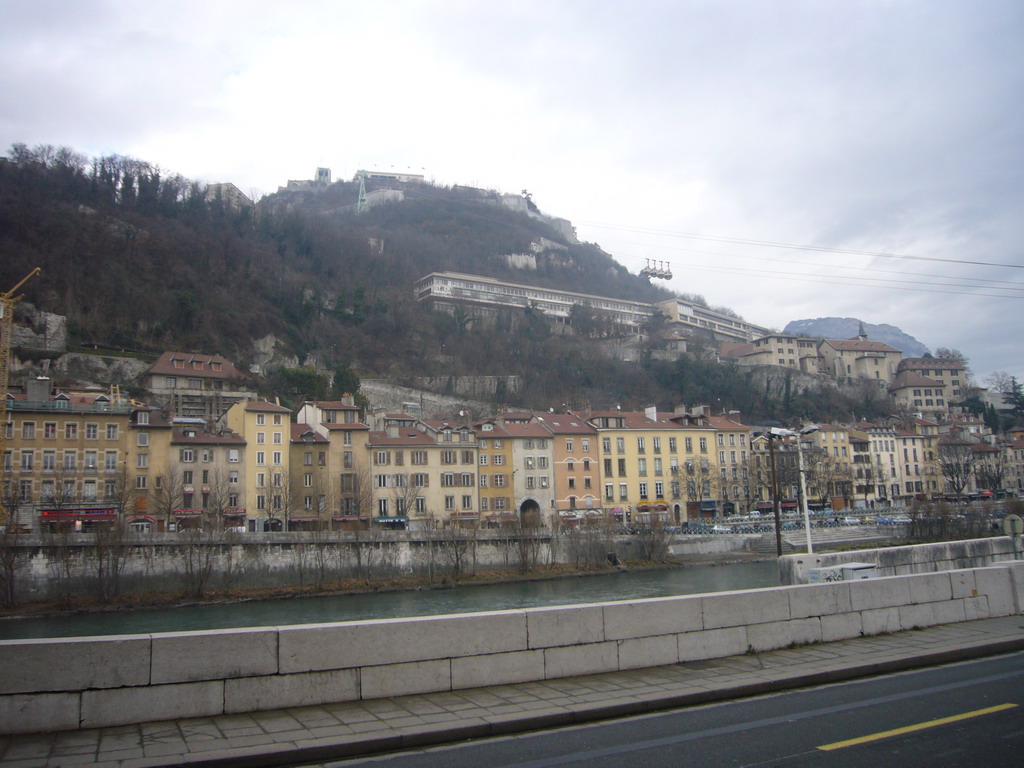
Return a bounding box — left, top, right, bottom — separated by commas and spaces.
0, 143, 900, 423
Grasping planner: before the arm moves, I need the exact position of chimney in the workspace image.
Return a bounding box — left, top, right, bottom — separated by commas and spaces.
644, 405, 658, 421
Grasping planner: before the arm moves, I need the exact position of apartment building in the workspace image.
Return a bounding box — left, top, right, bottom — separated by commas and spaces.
420, 420, 480, 527
142, 351, 256, 423
890, 370, 949, 420
295, 399, 371, 527
287, 424, 331, 529
586, 409, 699, 524
502, 422, 556, 527
223, 400, 292, 531
2, 378, 133, 531
702, 415, 754, 515
896, 420, 941, 499
163, 424, 247, 531
732, 334, 820, 373
127, 407, 174, 530
898, 358, 967, 400
473, 420, 516, 524
539, 413, 599, 525
801, 425, 855, 506
858, 422, 901, 504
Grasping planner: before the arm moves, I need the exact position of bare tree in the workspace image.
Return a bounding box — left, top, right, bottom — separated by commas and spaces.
975, 446, 1007, 492
512, 505, 545, 574
0, 483, 27, 607
92, 517, 130, 603
984, 371, 1016, 394
937, 434, 977, 497
802, 450, 851, 508
151, 473, 184, 532
176, 526, 217, 598
635, 514, 670, 561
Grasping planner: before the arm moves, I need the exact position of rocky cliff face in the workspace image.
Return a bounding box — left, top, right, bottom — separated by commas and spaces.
783, 317, 929, 357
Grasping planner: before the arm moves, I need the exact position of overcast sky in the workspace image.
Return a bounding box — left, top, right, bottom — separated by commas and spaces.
2, 0, 1021, 384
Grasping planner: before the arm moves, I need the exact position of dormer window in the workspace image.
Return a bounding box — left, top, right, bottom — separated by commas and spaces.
210, 362, 222, 371
192, 361, 204, 370
173, 359, 185, 369
137, 411, 150, 425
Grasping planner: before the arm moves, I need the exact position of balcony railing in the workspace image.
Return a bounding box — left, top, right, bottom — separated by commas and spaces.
7, 400, 133, 414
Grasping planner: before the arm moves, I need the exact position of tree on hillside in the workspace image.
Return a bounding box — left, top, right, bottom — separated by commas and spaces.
984, 371, 1016, 394
1006, 377, 1024, 423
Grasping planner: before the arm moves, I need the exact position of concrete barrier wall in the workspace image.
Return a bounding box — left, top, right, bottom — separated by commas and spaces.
778, 536, 1019, 585
2, 560, 1022, 735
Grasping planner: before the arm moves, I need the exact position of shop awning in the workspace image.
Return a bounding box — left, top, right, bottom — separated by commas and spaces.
41, 508, 117, 521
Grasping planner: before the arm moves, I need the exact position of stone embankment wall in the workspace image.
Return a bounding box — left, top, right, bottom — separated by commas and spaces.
1, 531, 750, 604
2, 562, 1021, 734
778, 536, 1019, 584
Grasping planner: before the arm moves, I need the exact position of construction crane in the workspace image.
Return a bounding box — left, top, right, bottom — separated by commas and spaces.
0, 268, 41, 522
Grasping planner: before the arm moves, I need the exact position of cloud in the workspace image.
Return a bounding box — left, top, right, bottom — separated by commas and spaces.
1, 0, 1021, 381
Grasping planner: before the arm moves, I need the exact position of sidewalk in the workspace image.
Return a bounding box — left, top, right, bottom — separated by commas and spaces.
3, 614, 1023, 768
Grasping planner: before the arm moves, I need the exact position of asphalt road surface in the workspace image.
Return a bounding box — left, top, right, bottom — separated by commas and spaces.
301, 652, 1024, 768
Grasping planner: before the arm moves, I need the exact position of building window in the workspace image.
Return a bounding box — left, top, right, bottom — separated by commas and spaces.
65, 423, 78, 440
22, 422, 35, 440
137, 432, 149, 447
86, 423, 98, 440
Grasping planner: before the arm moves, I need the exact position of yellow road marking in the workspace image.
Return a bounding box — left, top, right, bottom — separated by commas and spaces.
818, 703, 1018, 751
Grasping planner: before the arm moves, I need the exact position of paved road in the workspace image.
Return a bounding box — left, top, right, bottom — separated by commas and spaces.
308, 653, 1024, 768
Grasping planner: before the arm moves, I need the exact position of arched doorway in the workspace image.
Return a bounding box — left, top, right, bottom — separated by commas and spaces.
519, 498, 541, 527
263, 518, 283, 532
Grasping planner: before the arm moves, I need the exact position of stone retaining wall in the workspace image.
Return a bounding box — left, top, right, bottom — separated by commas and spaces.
778, 536, 1018, 584
2, 561, 1022, 735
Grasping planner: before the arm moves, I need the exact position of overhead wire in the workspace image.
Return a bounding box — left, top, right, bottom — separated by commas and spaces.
579, 221, 1024, 270
602, 239, 1024, 296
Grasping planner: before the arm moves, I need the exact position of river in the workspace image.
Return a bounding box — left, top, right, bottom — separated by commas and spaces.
0, 560, 777, 640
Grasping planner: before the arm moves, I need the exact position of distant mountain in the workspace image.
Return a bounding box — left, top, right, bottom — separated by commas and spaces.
782, 318, 930, 357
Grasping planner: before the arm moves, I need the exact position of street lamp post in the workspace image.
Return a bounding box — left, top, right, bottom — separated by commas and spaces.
797, 433, 814, 554
761, 425, 819, 557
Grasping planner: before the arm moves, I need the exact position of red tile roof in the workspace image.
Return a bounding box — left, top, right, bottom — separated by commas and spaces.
823, 339, 900, 353
145, 351, 249, 380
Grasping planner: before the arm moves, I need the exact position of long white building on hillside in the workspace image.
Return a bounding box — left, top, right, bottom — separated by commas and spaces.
415, 272, 769, 343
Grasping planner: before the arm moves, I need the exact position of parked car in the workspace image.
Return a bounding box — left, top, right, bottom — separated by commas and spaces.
841, 516, 861, 525
711, 525, 731, 534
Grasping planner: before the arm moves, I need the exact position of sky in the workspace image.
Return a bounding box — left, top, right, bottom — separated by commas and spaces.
2, 0, 1022, 385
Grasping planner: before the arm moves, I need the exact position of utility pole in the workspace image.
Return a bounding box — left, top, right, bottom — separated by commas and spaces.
0, 268, 41, 524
